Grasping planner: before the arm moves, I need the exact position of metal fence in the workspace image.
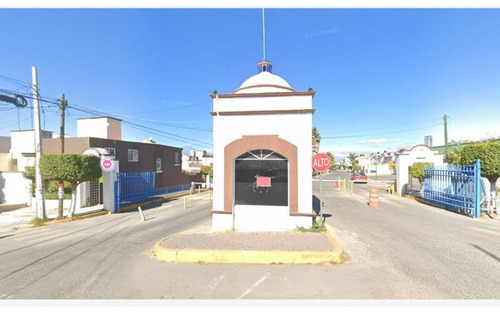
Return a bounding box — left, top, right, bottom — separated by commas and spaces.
422, 159, 487, 218
114, 172, 194, 210
154, 184, 191, 198
115, 172, 156, 209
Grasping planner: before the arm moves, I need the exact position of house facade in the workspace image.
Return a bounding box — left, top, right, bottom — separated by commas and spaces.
43, 117, 189, 188
43, 136, 186, 188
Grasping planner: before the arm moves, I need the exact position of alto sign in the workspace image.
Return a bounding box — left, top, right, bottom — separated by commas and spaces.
100, 158, 116, 172
312, 153, 331, 172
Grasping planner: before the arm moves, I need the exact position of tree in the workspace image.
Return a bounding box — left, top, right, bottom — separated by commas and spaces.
22, 166, 36, 197
410, 162, 434, 185
347, 153, 358, 170
326, 152, 335, 171
200, 166, 213, 178
445, 148, 462, 165
312, 127, 321, 155
40, 154, 101, 217
460, 141, 500, 194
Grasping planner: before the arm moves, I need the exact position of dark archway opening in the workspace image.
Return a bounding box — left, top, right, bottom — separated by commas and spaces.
234, 149, 288, 206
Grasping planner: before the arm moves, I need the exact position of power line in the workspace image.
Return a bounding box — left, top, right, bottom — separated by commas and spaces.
0, 116, 32, 131
68, 105, 212, 147
322, 123, 442, 139
123, 120, 212, 147
68, 102, 211, 132
320, 117, 442, 136
0, 87, 61, 106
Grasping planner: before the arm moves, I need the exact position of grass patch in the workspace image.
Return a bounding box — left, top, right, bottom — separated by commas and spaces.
296, 222, 326, 233
44, 192, 72, 200
30, 217, 51, 227
30, 214, 83, 228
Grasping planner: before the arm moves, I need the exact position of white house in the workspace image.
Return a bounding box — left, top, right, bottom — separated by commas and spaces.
182, 150, 213, 173
211, 59, 316, 232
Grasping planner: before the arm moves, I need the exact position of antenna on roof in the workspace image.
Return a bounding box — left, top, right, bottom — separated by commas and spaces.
262, 8, 266, 60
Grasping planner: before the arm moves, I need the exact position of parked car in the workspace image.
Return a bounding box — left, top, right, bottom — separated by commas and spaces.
351, 170, 368, 183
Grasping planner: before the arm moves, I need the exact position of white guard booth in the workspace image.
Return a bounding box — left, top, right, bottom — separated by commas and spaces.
211, 59, 316, 232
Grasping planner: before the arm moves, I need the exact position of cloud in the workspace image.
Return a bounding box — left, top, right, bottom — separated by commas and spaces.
357, 138, 400, 144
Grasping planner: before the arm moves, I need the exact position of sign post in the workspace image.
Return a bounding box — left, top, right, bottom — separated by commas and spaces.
312, 153, 331, 223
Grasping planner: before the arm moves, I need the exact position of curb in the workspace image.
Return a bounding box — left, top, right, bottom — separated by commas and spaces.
153, 229, 344, 265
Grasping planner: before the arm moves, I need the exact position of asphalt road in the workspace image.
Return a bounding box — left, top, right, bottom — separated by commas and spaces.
0, 192, 213, 299
0, 174, 499, 301
315, 170, 500, 299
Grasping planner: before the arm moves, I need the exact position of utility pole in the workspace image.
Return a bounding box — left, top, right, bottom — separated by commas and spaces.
58, 93, 67, 219
32, 66, 45, 219
444, 114, 449, 159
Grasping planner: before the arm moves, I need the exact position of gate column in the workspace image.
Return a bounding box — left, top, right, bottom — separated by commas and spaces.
101, 157, 119, 213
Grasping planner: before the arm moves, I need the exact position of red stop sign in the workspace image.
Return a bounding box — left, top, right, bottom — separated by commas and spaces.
312, 153, 331, 172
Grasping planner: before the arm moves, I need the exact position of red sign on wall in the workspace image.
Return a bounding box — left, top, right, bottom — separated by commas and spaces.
312, 153, 331, 172
256, 176, 272, 187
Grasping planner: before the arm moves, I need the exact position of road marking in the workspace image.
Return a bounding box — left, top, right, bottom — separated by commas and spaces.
237, 273, 270, 299
208, 274, 225, 292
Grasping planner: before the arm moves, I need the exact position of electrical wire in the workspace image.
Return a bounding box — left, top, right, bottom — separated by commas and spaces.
320, 117, 442, 135
69, 102, 212, 132
322, 123, 442, 139
0, 116, 32, 131
67, 105, 213, 147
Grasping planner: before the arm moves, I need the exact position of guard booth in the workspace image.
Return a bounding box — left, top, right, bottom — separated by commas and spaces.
395, 144, 444, 196
210, 59, 316, 232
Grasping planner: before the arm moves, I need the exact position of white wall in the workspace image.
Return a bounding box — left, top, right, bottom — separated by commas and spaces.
364, 164, 393, 176
77, 117, 121, 140
396, 145, 444, 195
10, 130, 52, 172
0, 172, 31, 204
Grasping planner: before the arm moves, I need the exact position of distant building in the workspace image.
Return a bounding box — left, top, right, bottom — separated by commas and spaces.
182, 149, 213, 173
424, 135, 433, 147
44, 117, 189, 189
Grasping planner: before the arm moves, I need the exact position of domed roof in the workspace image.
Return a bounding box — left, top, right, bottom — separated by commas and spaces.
233, 59, 295, 94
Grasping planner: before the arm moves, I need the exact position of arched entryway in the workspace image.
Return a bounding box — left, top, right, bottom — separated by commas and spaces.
234, 149, 288, 207
222, 135, 298, 231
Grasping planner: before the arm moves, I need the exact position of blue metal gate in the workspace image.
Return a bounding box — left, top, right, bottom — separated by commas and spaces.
422, 159, 487, 218
115, 172, 155, 210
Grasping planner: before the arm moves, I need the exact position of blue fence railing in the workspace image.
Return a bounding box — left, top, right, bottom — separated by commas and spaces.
115, 172, 156, 210
422, 159, 486, 218
154, 184, 191, 198
114, 172, 193, 210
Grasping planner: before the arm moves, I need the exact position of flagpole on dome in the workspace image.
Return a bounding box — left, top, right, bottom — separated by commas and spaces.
262, 8, 266, 60
259, 8, 273, 73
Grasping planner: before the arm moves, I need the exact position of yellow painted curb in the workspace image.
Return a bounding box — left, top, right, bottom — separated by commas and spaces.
153, 231, 344, 265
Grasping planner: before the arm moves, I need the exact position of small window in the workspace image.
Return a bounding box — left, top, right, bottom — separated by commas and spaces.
128, 149, 139, 162
156, 158, 162, 172
104, 147, 116, 156
174, 152, 180, 166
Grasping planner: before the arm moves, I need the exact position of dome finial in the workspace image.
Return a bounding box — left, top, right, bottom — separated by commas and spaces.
257, 59, 273, 73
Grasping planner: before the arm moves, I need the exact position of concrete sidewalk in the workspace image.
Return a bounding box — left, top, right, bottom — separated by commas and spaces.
0, 203, 105, 233
153, 223, 345, 265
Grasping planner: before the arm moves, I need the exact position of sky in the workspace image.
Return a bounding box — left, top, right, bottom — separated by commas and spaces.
1, 5, 500, 160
